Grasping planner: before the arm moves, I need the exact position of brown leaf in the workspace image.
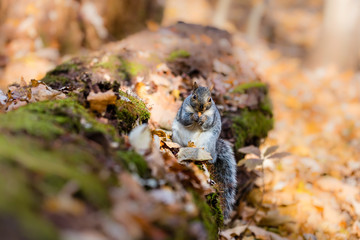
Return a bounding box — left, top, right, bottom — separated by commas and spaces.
213, 59, 232, 75
152, 129, 167, 138
87, 90, 117, 113
263, 145, 279, 157
242, 158, 263, 170
200, 34, 213, 45
219, 225, 247, 239
248, 226, 287, 240
162, 141, 181, 149
31, 79, 41, 87
0, 90, 7, 105
238, 145, 261, 157
146, 20, 160, 32
268, 152, 291, 159
30, 83, 66, 102
187, 141, 196, 147
160, 140, 180, 156
177, 147, 212, 163
258, 210, 294, 227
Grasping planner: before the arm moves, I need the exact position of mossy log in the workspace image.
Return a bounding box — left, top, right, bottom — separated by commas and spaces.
0, 23, 273, 240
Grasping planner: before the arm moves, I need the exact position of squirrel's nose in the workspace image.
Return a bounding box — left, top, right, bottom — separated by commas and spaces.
199, 104, 204, 111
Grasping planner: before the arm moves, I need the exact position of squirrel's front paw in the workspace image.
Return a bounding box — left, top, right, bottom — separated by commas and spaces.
198, 115, 207, 125
191, 113, 199, 122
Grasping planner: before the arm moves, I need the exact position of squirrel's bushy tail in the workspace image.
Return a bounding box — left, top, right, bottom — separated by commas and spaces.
212, 139, 237, 219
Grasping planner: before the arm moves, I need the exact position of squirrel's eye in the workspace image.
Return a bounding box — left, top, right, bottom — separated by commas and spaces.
193, 95, 197, 100
208, 98, 211, 102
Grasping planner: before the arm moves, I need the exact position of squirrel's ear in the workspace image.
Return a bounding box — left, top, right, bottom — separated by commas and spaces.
209, 84, 214, 91
192, 82, 198, 91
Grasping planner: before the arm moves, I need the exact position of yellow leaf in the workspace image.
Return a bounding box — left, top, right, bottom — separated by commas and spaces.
146, 20, 159, 32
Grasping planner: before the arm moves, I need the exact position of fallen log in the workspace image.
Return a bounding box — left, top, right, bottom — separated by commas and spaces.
0, 22, 273, 240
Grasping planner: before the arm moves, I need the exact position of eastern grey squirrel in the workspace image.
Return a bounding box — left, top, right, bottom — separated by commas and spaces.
172, 82, 237, 219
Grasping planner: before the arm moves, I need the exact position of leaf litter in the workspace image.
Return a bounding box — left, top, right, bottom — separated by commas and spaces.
220, 34, 360, 240
2, 20, 355, 240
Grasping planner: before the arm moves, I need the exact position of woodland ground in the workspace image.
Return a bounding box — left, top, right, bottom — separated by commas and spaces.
224, 37, 360, 239
1, 1, 360, 239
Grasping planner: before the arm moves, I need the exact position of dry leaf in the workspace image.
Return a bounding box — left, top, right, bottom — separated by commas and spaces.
263, 145, 279, 157
268, 152, 291, 159
248, 226, 287, 240
0, 90, 7, 105
242, 158, 264, 170
87, 90, 117, 113
220, 225, 247, 239
44, 195, 85, 216
146, 20, 160, 32
30, 83, 66, 102
238, 145, 261, 157
162, 141, 181, 149
213, 59, 232, 75
177, 147, 212, 163
152, 129, 167, 138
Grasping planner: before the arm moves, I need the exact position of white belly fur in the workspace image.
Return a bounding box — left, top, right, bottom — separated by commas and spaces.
172, 119, 213, 149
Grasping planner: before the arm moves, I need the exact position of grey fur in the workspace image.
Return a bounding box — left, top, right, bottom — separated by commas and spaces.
173, 94, 221, 161
213, 139, 237, 219
172, 88, 237, 219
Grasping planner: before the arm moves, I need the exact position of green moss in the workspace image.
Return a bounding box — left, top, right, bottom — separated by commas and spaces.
0, 96, 132, 239
232, 109, 273, 150
42, 75, 70, 87
0, 134, 113, 240
116, 151, 149, 178
260, 95, 273, 116
0, 135, 110, 207
0, 99, 117, 140
116, 91, 150, 133
0, 104, 65, 140
192, 191, 218, 240
167, 50, 191, 62
51, 61, 79, 73
42, 60, 80, 89
233, 81, 267, 94
94, 55, 145, 79
95, 55, 120, 72
122, 60, 145, 76
230, 81, 273, 149
206, 193, 224, 227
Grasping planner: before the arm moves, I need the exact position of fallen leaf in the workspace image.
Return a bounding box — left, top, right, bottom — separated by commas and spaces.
177, 147, 212, 163
0, 90, 7, 105
248, 225, 287, 240
146, 20, 160, 32
87, 90, 117, 113
30, 83, 66, 102
213, 59, 232, 75
152, 129, 167, 138
162, 141, 181, 149
220, 225, 247, 239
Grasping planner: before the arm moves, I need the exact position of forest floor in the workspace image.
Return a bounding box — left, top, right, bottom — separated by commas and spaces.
1, 19, 360, 239
223, 36, 360, 239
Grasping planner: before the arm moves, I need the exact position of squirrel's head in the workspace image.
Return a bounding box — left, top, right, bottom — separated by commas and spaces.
190, 82, 213, 113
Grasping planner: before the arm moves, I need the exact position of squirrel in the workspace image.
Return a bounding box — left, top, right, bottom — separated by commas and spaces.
172, 82, 237, 219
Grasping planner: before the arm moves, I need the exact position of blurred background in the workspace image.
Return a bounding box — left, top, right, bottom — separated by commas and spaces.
1, 0, 359, 89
